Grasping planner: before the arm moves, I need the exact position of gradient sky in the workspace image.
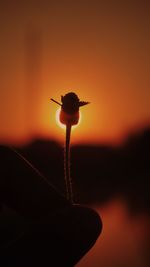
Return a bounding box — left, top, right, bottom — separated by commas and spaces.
0, 0, 150, 145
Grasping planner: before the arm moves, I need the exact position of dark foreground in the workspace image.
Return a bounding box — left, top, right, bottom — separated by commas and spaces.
0, 146, 102, 266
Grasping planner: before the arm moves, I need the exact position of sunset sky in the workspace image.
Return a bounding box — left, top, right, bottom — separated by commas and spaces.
0, 0, 149, 145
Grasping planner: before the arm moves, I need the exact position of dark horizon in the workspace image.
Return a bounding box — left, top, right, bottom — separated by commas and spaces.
1, 123, 150, 148
2, 125, 148, 215
0, 124, 150, 267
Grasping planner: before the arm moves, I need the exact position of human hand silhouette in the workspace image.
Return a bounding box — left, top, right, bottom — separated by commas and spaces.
0, 146, 102, 266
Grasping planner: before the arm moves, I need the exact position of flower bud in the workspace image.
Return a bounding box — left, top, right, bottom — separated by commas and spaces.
51, 92, 89, 126
60, 109, 79, 125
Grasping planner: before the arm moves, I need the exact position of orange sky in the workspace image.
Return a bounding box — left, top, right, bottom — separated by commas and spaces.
0, 1, 150, 145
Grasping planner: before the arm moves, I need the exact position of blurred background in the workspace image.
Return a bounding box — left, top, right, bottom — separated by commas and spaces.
0, 1, 150, 266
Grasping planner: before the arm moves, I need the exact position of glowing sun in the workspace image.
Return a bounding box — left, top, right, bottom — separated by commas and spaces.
56, 108, 81, 129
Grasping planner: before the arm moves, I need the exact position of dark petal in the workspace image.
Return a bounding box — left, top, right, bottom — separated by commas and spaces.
79, 101, 90, 106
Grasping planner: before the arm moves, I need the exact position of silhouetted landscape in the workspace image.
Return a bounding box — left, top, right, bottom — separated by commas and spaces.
0, 127, 150, 267
0, 1, 150, 266
15, 126, 150, 214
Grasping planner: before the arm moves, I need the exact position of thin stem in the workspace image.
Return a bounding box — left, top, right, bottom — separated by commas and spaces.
50, 98, 62, 106
64, 123, 73, 203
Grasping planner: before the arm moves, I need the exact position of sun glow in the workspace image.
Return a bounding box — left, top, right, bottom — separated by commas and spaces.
56, 108, 81, 130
